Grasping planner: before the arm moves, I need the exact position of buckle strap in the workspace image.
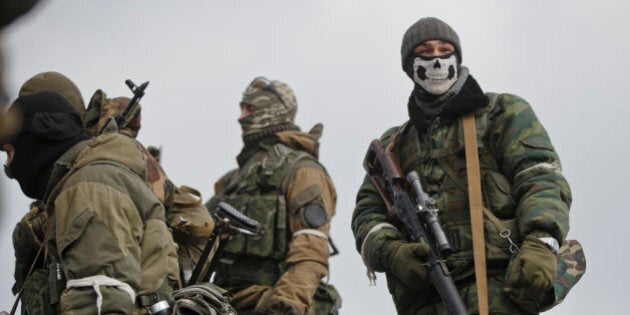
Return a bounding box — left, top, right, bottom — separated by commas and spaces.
136, 291, 169, 307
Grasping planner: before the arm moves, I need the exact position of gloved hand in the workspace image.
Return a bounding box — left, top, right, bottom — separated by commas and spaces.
386, 241, 431, 290
252, 287, 274, 314
264, 298, 303, 315
505, 234, 558, 313
254, 293, 303, 315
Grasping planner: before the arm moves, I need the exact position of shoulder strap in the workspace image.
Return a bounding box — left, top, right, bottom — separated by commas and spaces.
462, 114, 489, 315
278, 143, 321, 194
384, 121, 411, 153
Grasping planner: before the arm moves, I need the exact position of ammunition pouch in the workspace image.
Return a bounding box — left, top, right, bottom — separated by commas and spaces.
21, 268, 59, 315
136, 291, 171, 308
213, 256, 283, 291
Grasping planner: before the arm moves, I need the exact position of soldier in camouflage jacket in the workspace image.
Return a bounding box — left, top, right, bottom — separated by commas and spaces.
11, 71, 90, 297
83, 89, 216, 291
352, 17, 571, 314
10, 74, 182, 298
205, 77, 340, 315
10, 75, 189, 313
1, 91, 177, 314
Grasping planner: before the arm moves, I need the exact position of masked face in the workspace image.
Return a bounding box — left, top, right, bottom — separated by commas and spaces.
412, 52, 458, 95
238, 93, 294, 137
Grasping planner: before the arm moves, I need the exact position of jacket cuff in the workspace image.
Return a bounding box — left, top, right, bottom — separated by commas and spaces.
360, 223, 402, 272
528, 229, 562, 244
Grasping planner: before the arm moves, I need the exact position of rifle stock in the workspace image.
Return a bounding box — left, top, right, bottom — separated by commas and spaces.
363, 139, 467, 315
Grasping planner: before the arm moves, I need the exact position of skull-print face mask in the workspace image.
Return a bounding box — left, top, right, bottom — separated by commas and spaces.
412, 52, 458, 95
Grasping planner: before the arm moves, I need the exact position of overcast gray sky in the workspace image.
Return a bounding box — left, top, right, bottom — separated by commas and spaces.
1, 0, 627, 313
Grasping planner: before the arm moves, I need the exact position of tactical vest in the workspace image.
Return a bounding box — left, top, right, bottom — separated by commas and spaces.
384, 93, 519, 280
206, 142, 316, 291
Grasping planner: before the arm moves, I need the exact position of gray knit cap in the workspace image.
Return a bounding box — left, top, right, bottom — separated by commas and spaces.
401, 17, 462, 72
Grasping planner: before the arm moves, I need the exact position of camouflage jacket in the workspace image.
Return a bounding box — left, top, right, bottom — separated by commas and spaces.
19, 131, 178, 314
353, 92, 571, 314
206, 126, 337, 314
12, 132, 179, 295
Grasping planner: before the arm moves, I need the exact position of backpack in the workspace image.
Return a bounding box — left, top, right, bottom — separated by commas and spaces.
167, 185, 216, 284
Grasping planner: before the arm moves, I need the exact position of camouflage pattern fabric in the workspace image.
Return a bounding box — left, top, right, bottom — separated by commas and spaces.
549, 239, 586, 310
20, 269, 57, 314
353, 93, 572, 314
142, 144, 175, 210
11, 201, 46, 294
84, 89, 141, 137
239, 77, 298, 137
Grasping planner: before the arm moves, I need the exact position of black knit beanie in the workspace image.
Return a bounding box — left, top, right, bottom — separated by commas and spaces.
5, 91, 88, 199
401, 17, 462, 76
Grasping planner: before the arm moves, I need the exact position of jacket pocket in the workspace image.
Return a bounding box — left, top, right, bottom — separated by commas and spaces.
482, 171, 516, 219
244, 195, 286, 259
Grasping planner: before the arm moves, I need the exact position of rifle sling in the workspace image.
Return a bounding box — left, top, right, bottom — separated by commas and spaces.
462, 114, 489, 315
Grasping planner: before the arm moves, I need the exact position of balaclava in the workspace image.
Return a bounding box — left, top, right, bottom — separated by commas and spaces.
401, 17, 462, 96
19, 71, 86, 116
238, 76, 299, 144
83, 89, 141, 137
2, 91, 89, 199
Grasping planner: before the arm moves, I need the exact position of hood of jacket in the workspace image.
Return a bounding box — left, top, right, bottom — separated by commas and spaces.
275, 123, 323, 159
72, 133, 147, 178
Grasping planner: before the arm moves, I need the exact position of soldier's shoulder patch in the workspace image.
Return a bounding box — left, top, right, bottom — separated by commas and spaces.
304, 204, 327, 228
